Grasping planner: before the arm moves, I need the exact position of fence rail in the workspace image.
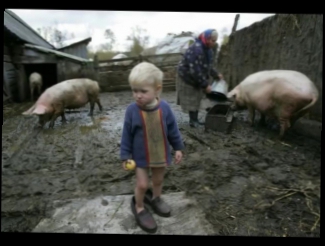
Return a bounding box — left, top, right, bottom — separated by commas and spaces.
94, 53, 182, 92
98, 53, 183, 64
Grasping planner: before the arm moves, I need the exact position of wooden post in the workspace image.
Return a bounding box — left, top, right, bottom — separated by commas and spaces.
18, 64, 27, 102
56, 61, 63, 83
3, 65, 10, 97
3, 82, 11, 103
93, 54, 99, 81
231, 14, 240, 34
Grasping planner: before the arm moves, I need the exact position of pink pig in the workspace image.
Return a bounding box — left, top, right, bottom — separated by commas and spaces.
22, 78, 103, 128
227, 70, 319, 139
29, 72, 42, 101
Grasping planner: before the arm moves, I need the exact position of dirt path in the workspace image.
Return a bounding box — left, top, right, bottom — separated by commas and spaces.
1, 91, 320, 237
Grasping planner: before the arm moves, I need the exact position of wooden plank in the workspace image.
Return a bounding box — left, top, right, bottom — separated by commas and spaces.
3, 85, 11, 103
163, 85, 176, 88
98, 63, 178, 72
13, 55, 57, 64
98, 53, 183, 64
3, 96, 11, 103
99, 84, 129, 88
99, 57, 137, 63
143, 53, 183, 59
98, 79, 175, 86
3, 85, 11, 102
3, 60, 19, 101
18, 64, 26, 102
99, 71, 114, 74
3, 55, 12, 62
3, 45, 10, 55
12, 45, 25, 56
3, 85, 9, 97
24, 48, 42, 57
154, 62, 180, 67
98, 65, 134, 71
163, 83, 176, 87
100, 83, 175, 90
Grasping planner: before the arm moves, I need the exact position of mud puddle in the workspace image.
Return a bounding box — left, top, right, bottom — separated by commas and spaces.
1, 91, 320, 237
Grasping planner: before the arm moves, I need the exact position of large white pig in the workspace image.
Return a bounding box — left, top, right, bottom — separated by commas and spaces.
227, 70, 319, 139
22, 78, 103, 128
29, 72, 42, 101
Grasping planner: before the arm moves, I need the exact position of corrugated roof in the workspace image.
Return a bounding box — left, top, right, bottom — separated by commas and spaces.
4, 9, 55, 49
24, 44, 91, 64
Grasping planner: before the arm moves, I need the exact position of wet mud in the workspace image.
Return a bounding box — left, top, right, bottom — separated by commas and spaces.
2, 91, 320, 237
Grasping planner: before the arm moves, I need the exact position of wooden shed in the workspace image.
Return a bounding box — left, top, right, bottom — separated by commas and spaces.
3, 9, 95, 103
57, 37, 92, 59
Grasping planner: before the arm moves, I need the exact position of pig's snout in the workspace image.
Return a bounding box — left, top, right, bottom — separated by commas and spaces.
229, 102, 237, 110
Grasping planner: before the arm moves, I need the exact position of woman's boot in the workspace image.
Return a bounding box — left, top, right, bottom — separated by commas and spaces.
189, 111, 199, 128
195, 111, 205, 125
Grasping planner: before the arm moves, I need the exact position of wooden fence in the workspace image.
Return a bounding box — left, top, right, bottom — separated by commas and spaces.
94, 53, 183, 92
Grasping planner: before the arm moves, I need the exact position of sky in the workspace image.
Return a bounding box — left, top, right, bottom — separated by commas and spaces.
9, 9, 275, 52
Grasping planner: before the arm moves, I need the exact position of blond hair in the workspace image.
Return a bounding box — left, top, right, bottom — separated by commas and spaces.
129, 62, 164, 89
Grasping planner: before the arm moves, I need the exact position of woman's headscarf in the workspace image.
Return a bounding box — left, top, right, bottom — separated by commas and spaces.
198, 29, 217, 47
197, 29, 217, 64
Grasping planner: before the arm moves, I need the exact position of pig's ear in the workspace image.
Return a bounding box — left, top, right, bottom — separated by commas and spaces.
22, 110, 32, 115
32, 105, 47, 115
22, 105, 36, 116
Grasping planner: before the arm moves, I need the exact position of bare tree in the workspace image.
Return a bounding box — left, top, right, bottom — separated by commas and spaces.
52, 20, 75, 47
221, 27, 228, 36
37, 27, 53, 44
36, 21, 75, 48
220, 27, 230, 46
102, 29, 116, 51
100, 43, 112, 52
126, 26, 150, 56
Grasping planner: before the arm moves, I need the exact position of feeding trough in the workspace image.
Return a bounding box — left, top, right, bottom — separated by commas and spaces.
205, 103, 234, 133
204, 79, 234, 133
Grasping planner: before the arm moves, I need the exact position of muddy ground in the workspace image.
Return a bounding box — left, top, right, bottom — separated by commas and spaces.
2, 91, 320, 237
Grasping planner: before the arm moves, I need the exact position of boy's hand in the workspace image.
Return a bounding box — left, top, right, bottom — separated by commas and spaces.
122, 161, 128, 171
175, 150, 183, 164
205, 85, 212, 94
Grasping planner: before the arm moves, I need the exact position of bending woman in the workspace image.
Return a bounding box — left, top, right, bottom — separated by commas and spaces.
177, 29, 223, 128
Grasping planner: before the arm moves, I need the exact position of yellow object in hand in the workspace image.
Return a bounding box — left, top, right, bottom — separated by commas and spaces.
125, 159, 136, 170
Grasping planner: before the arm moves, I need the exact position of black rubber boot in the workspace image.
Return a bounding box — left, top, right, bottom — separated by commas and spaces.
189, 111, 199, 128
195, 111, 205, 125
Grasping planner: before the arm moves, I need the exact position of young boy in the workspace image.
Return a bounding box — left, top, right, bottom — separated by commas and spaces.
120, 62, 184, 233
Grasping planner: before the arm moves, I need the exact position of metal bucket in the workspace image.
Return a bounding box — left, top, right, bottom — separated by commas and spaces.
206, 79, 229, 101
